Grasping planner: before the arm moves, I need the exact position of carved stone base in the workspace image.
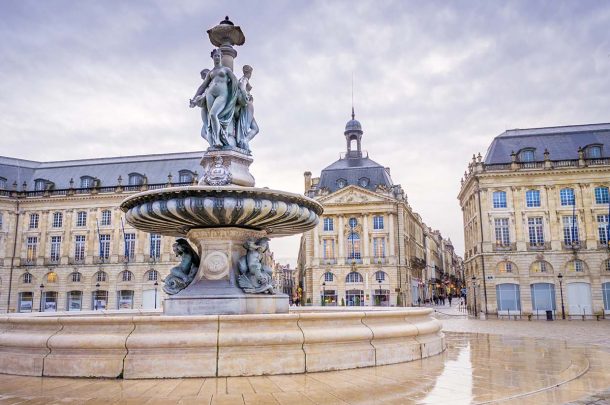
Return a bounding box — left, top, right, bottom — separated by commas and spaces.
199, 148, 255, 187
163, 227, 286, 315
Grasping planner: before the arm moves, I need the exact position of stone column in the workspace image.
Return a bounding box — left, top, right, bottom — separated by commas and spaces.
362, 214, 370, 263
388, 213, 395, 257
312, 224, 319, 263
338, 215, 345, 264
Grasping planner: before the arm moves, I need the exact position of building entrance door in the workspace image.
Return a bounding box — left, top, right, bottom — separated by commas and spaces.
142, 289, 157, 309
567, 282, 592, 316
346, 289, 364, 306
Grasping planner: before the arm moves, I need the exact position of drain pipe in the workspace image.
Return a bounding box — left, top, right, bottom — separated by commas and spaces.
475, 178, 489, 315
7, 200, 20, 312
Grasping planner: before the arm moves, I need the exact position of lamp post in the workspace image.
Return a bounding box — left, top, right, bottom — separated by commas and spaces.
558, 273, 565, 320
39, 283, 44, 312
154, 280, 159, 309
377, 278, 382, 307
471, 275, 477, 317
322, 282, 326, 306
94, 282, 100, 310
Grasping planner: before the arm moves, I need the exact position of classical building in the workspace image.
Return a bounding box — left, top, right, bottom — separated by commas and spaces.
0, 152, 205, 313
458, 123, 610, 318
297, 111, 462, 306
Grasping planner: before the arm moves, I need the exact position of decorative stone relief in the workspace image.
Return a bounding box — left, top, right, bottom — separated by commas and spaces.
202, 251, 230, 280
202, 156, 232, 186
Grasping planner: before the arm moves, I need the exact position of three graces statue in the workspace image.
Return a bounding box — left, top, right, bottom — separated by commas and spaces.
190, 49, 259, 153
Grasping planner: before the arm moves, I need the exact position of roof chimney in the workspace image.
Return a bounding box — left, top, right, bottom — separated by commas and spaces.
304, 171, 312, 192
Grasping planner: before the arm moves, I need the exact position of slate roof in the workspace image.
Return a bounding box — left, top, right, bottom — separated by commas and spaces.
484, 123, 610, 164
0, 151, 203, 191
318, 155, 394, 193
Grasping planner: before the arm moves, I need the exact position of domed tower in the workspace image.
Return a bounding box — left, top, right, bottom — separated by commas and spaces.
345, 107, 363, 158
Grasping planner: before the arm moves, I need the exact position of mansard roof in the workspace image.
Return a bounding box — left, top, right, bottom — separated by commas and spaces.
318, 155, 393, 193
484, 123, 610, 164
0, 151, 203, 190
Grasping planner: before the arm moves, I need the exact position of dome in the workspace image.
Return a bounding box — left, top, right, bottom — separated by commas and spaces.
345, 119, 362, 133
344, 107, 363, 133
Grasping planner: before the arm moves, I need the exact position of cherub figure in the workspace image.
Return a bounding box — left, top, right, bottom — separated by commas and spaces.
162, 239, 200, 295
237, 237, 275, 294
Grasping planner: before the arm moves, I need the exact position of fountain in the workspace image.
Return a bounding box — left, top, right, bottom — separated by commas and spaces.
0, 17, 444, 379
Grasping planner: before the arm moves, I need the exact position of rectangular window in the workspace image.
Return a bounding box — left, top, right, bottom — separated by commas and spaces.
100, 210, 112, 226
492, 191, 507, 208
527, 217, 544, 246
19, 292, 33, 312
322, 239, 335, 259
67, 291, 82, 311
562, 216, 579, 245
50, 236, 62, 261
525, 190, 541, 208
373, 237, 385, 258
99, 234, 111, 259
29, 213, 39, 229
560, 188, 575, 206
124, 233, 136, 260
26, 236, 38, 262
74, 235, 86, 261
52, 212, 63, 228
373, 215, 384, 230
149, 234, 161, 259
76, 211, 87, 227
595, 187, 610, 204
598, 214, 609, 246
323, 218, 334, 232
494, 218, 510, 246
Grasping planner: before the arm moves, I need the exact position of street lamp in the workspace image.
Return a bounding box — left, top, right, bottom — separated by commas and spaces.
322, 282, 326, 306
94, 282, 100, 310
377, 278, 382, 307
154, 280, 159, 309
471, 275, 477, 317
557, 273, 565, 320
39, 283, 45, 312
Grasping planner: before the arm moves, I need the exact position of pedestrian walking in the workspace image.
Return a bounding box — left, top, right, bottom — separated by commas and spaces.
448, 295, 453, 306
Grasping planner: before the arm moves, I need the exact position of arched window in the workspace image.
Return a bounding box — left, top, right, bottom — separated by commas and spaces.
519, 149, 535, 162
80, 176, 94, 188
146, 270, 158, 281
346, 232, 361, 260
323, 272, 334, 282
100, 209, 112, 226
566, 259, 585, 273
34, 179, 47, 191
594, 186, 609, 204
530, 260, 552, 274
22, 273, 32, 284
121, 270, 134, 282
492, 191, 507, 208
559, 188, 575, 206
128, 173, 144, 186
497, 261, 515, 274
374, 271, 387, 282
345, 272, 363, 283
587, 145, 602, 159
358, 177, 370, 188
525, 190, 541, 207
95, 271, 107, 282
46, 272, 58, 283
348, 217, 358, 228
496, 283, 521, 312
178, 170, 194, 184
531, 283, 556, 313
336, 178, 347, 189
0, 177, 6, 190
70, 272, 82, 282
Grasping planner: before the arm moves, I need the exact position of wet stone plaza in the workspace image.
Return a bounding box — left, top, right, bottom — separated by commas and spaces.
0, 319, 608, 405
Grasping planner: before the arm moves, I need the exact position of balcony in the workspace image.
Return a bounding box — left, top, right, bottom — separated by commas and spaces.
372, 257, 387, 264
493, 243, 515, 252
93, 256, 110, 264
44, 257, 61, 266
321, 258, 337, 265
118, 255, 134, 264
69, 257, 86, 265
146, 254, 161, 263
562, 241, 581, 251
527, 242, 550, 251
22, 258, 37, 266
346, 257, 363, 265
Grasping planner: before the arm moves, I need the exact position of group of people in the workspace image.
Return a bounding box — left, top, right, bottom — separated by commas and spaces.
417, 293, 466, 307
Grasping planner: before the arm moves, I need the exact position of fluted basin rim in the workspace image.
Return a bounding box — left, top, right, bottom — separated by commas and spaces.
119, 185, 324, 237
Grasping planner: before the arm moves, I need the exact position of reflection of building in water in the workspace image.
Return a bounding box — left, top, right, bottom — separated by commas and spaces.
0, 152, 206, 313
298, 112, 463, 306
459, 123, 610, 318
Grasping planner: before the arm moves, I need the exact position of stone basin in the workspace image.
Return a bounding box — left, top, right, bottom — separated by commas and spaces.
120, 185, 323, 237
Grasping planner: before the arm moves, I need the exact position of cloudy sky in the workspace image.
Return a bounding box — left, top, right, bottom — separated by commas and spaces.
2, 0, 609, 264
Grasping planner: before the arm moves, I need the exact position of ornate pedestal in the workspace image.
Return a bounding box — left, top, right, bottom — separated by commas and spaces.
163, 227, 289, 315
199, 149, 255, 187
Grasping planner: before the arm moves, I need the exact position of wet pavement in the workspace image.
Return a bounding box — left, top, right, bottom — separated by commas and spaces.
0, 331, 608, 404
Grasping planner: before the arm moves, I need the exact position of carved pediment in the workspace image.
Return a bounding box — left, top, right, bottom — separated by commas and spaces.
317, 185, 396, 205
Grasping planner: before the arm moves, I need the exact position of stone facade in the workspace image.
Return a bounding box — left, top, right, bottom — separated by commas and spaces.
0, 152, 205, 313
458, 123, 610, 318
298, 113, 463, 307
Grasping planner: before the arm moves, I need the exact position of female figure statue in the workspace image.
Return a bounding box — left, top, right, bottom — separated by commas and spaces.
235, 65, 259, 151
189, 49, 239, 148
162, 239, 200, 295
